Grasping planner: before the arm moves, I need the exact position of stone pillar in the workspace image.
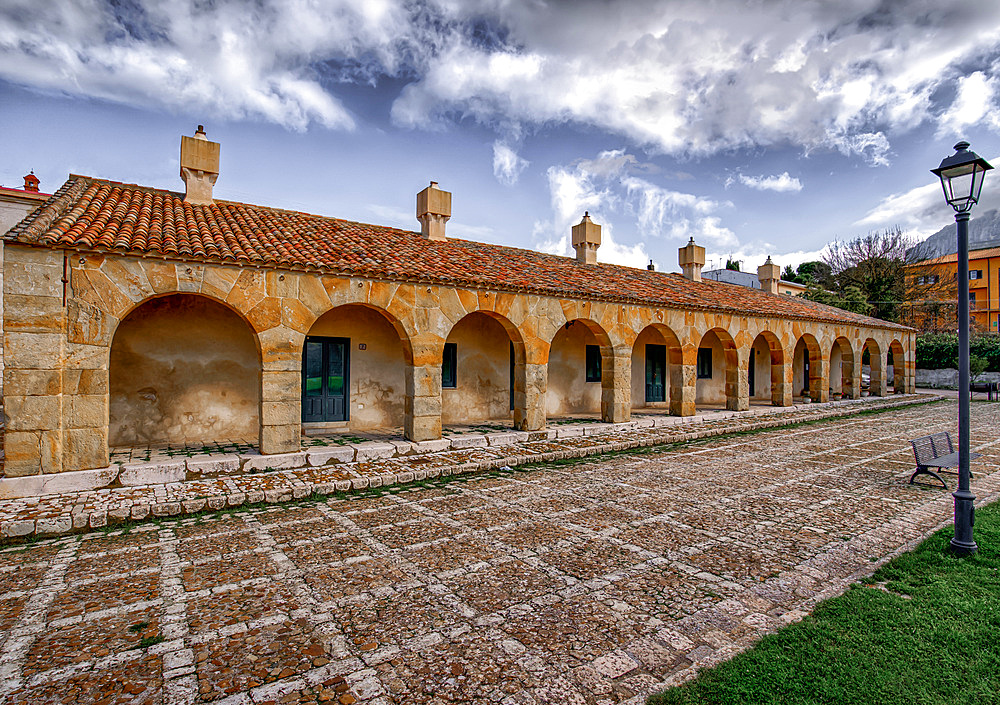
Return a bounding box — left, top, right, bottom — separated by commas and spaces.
3, 246, 67, 476
809, 355, 829, 402
870, 353, 886, 397
405, 338, 443, 441
726, 349, 749, 411
515, 362, 547, 431
781, 357, 796, 406
601, 346, 631, 423
670, 361, 696, 416
258, 326, 304, 455
772, 356, 793, 406
849, 359, 863, 400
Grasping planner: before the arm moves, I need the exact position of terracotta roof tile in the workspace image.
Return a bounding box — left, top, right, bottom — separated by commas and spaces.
6, 176, 908, 331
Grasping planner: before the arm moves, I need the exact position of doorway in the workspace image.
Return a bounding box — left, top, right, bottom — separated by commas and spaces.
302, 336, 349, 422
645, 344, 666, 402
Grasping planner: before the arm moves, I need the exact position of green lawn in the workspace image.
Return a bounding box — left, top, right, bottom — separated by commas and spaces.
648, 502, 1000, 705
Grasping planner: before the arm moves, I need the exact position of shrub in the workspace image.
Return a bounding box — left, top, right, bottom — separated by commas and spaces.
916, 333, 1000, 371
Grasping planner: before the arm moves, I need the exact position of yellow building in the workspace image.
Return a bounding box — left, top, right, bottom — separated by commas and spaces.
904, 246, 1000, 333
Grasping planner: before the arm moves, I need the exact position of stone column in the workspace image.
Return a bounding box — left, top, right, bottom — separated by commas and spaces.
870, 353, 887, 397
515, 362, 547, 431
726, 349, 749, 411
405, 337, 443, 442
258, 326, 304, 455
781, 356, 796, 405
849, 357, 862, 399
809, 355, 829, 402
673, 350, 697, 416
601, 346, 631, 423
4, 247, 68, 476
771, 357, 793, 406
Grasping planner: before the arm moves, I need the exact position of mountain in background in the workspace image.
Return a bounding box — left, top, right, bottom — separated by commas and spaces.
906, 209, 1000, 262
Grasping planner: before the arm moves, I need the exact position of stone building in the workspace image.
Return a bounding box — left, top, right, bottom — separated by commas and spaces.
1, 128, 914, 489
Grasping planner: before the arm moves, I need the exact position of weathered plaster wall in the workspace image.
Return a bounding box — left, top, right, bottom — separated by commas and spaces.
695, 332, 726, 405
109, 295, 260, 446
750, 336, 771, 401
546, 323, 602, 416
830, 342, 844, 394
308, 305, 406, 430
442, 313, 512, 424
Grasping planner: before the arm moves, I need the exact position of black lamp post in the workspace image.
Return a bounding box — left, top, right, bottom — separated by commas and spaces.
931, 141, 993, 557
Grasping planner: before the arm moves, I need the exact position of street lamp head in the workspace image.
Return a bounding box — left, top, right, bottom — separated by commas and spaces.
931, 141, 993, 213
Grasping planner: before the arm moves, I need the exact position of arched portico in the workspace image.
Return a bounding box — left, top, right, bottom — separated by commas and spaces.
442, 311, 523, 426
793, 333, 827, 402
631, 323, 686, 415
749, 331, 788, 406
862, 338, 885, 396
302, 303, 412, 432
109, 293, 261, 448
830, 337, 857, 399
695, 328, 745, 411
546, 318, 611, 418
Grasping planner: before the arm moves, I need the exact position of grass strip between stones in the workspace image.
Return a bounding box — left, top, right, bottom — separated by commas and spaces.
0, 397, 942, 549
647, 500, 1000, 705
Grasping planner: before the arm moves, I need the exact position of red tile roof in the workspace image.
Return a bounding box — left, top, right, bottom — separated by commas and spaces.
6, 176, 908, 331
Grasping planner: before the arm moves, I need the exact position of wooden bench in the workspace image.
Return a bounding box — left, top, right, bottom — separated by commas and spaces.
909, 432, 980, 488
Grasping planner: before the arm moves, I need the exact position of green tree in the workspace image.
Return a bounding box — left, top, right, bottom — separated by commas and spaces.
781, 264, 799, 282
725, 258, 741, 271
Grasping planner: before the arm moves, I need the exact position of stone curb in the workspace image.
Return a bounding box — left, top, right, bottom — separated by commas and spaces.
0, 395, 939, 540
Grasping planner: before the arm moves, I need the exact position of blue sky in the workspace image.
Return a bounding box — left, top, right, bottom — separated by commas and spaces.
3, 1, 1000, 273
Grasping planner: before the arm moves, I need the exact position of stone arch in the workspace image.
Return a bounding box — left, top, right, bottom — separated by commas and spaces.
695, 327, 743, 411
830, 336, 856, 399
302, 303, 414, 432
888, 338, 906, 393
862, 337, 884, 396
632, 323, 685, 415
546, 318, 613, 418
109, 293, 262, 448
793, 333, 825, 402
442, 311, 525, 426
750, 330, 787, 406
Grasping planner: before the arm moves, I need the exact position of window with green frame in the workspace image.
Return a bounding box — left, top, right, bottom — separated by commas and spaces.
697, 347, 712, 379
586, 345, 602, 382
442, 342, 457, 388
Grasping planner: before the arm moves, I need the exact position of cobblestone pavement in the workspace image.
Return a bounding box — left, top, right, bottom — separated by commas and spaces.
0, 396, 932, 539
1, 400, 999, 705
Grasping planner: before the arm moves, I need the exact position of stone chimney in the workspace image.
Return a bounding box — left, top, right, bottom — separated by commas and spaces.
179, 125, 220, 206
757, 256, 781, 294
416, 181, 451, 241
22, 171, 39, 192
647, 260, 655, 271
571, 212, 601, 264
678, 237, 705, 282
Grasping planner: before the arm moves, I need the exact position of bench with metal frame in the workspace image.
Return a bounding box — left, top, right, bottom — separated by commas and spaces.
909, 431, 980, 488
970, 381, 999, 401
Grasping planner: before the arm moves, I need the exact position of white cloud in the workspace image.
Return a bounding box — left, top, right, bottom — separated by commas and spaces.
730, 171, 803, 193
533, 149, 734, 268
492, 141, 529, 186
937, 71, 1000, 135
4, 1, 1000, 158
856, 158, 1000, 241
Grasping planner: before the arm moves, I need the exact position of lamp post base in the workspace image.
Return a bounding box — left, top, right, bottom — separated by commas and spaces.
950, 489, 978, 557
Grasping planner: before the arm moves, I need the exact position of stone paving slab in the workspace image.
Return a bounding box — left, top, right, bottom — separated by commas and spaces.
0, 399, 997, 704
0, 396, 934, 540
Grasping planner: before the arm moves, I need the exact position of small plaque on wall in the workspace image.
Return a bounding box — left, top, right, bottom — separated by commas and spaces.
358, 343, 367, 350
